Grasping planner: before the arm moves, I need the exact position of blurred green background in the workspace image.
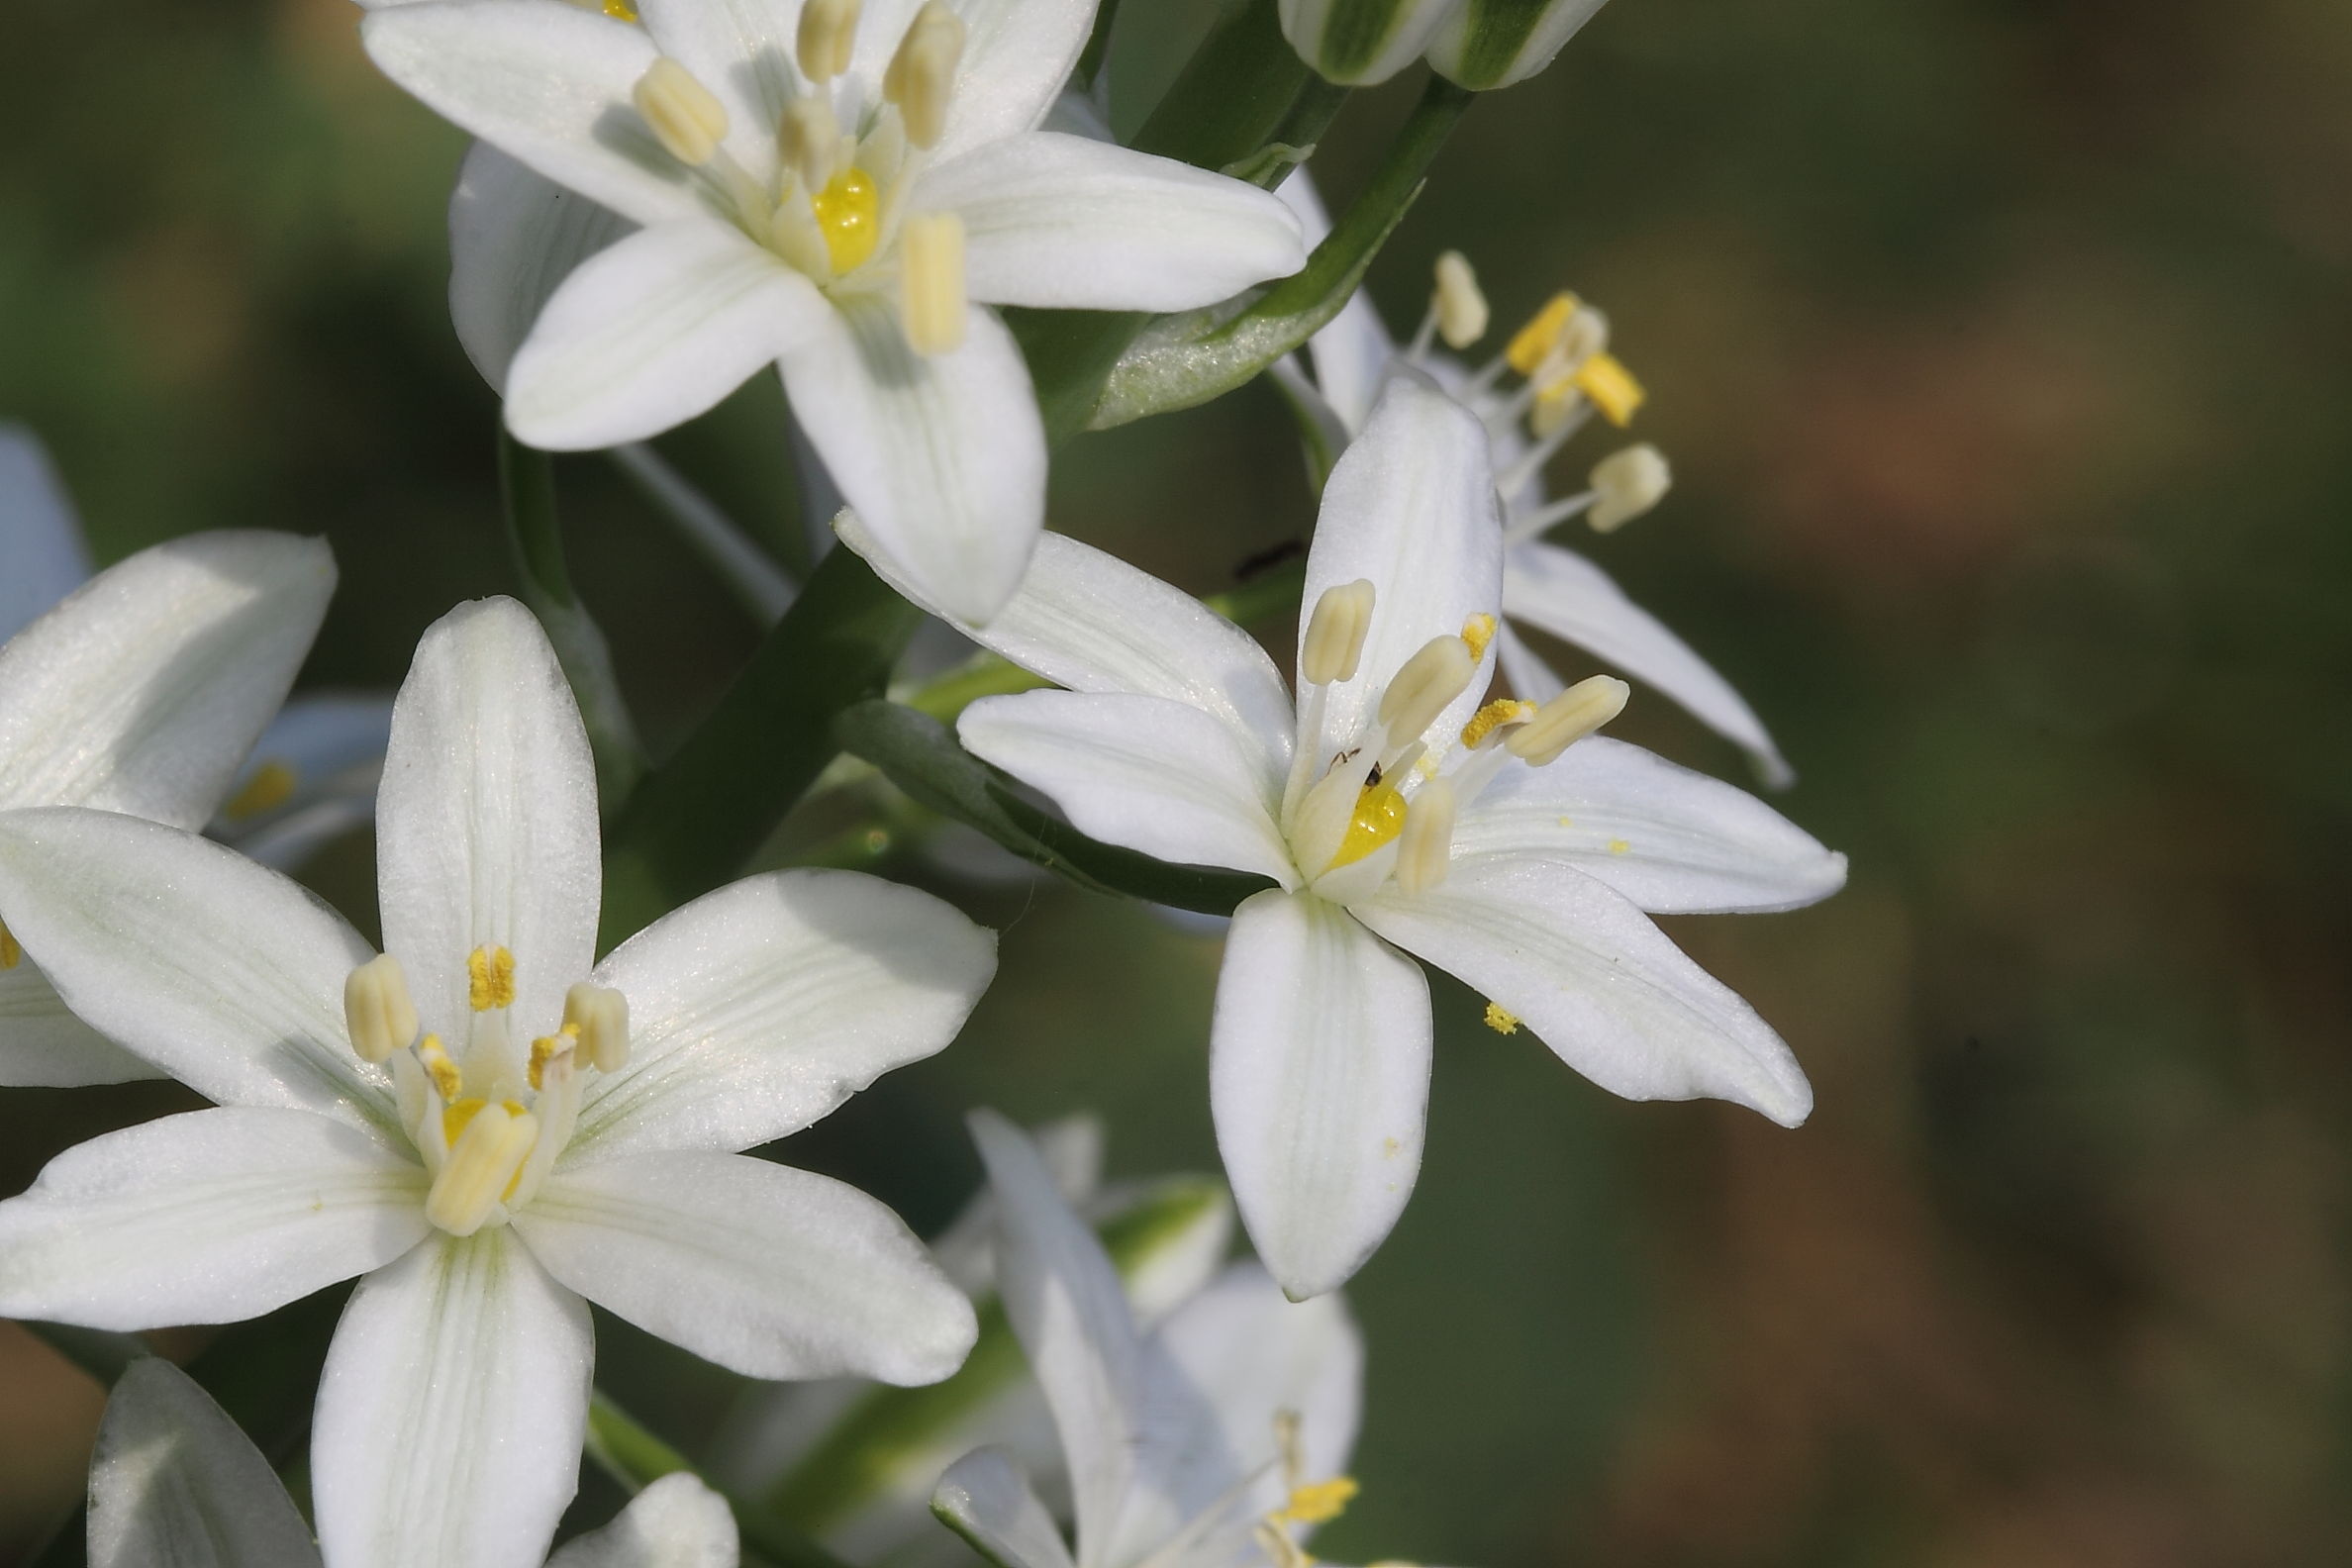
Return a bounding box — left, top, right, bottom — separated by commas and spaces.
6, 0, 2352, 1562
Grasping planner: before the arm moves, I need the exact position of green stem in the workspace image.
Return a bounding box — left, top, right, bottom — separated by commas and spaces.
1201, 558, 1309, 628
598, 545, 921, 948
901, 651, 1051, 724
607, 442, 797, 626
587, 1391, 857, 1568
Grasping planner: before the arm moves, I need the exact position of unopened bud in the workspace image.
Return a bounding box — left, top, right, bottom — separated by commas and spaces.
1281, 0, 1459, 84
1426, 0, 1613, 92
883, 1, 965, 148
634, 57, 730, 167
343, 954, 419, 1065
1393, 778, 1457, 895
900, 212, 968, 355
1588, 444, 1671, 533
796, 0, 860, 81
1431, 250, 1488, 349
1505, 674, 1627, 766
562, 981, 631, 1073
1301, 579, 1375, 685
1377, 635, 1477, 743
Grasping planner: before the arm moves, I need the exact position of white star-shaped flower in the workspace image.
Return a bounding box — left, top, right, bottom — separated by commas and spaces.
0, 596, 995, 1568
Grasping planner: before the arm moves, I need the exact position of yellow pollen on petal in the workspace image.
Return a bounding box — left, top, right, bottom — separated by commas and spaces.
1328, 777, 1408, 870
467, 945, 516, 1012
0, 920, 18, 970
418, 1033, 462, 1102
1506, 292, 1579, 376
1483, 1001, 1519, 1034
813, 167, 881, 274
1280, 1477, 1359, 1525
1572, 352, 1645, 428
1459, 612, 1497, 662
222, 759, 298, 820
1609, 836, 1631, 854
1460, 698, 1533, 751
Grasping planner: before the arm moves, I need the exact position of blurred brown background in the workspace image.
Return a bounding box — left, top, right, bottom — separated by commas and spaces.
4, 0, 2350, 1562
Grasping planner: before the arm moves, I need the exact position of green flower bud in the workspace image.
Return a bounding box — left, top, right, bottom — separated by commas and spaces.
1425, 0, 1611, 91
1281, 0, 1465, 85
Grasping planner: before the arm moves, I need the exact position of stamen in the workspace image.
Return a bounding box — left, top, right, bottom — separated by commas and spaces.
796, 0, 860, 82
899, 212, 968, 355
634, 57, 731, 167
1505, 675, 1628, 766
883, 1, 965, 149
527, 1033, 571, 1093
1588, 443, 1671, 533
221, 759, 297, 820
424, 1102, 539, 1236
1253, 1521, 1314, 1568
418, 1033, 462, 1103
1459, 612, 1496, 662
1431, 251, 1488, 350
1392, 779, 1455, 896
1301, 579, 1375, 685
1459, 698, 1533, 750
812, 167, 881, 274
769, 199, 832, 277
1483, 1001, 1520, 1034
1570, 352, 1644, 428
562, 982, 632, 1073
466, 944, 516, 1012
1505, 292, 1579, 376
1279, 1478, 1360, 1525
0, 919, 19, 971
343, 954, 419, 1065
1376, 636, 1477, 746
779, 97, 844, 192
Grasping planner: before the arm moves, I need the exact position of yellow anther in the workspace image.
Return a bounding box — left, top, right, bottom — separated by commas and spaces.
634, 57, 730, 167
441, 1095, 488, 1145
1392, 779, 1455, 896
1483, 1001, 1519, 1034
779, 97, 845, 192
796, 0, 859, 81
1572, 351, 1645, 428
562, 981, 632, 1074
418, 1033, 462, 1102
424, 1102, 539, 1236
1301, 579, 1376, 686
527, 1034, 572, 1093
222, 759, 297, 820
1459, 612, 1497, 662
343, 953, 419, 1065
1431, 250, 1488, 350
900, 212, 968, 355
602, 0, 638, 18
1589, 443, 1672, 533
467, 945, 516, 1012
1328, 776, 1407, 870
1281, 1477, 1359, 1525
1506, 292, 1579, 376
813, 167, 881, 274
882, 0, 965, 148
1460, 697, 1533, 750
1377, 635, 1477, 745
0, 919, 18, 971
1505, 674, 1628, 767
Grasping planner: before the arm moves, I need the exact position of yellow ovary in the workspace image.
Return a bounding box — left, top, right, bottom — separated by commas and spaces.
1329, 779, 1408, 869
603, 0, 638, 17
814, 168, 881, 274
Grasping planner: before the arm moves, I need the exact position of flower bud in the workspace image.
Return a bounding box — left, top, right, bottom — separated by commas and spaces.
1426, 0, 1612, 92
1280, 0, 1462, 85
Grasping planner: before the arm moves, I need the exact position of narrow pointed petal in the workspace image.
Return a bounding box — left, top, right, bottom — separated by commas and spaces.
931, 1447, 1077, 1568
507, 220, 827, 451
1504, 542, 1794, 787
929, 0, 1096, 160
1451, 736, 1846, 914
1212, 889, 1430, 1301
0, 809, 397, 1127
361, 0, 704, 230
920, 134, 1306, 311
89, 1359, 323, 1568
1298, 373, 1504, 760
782, 297, 1045, 626
836, 517, 1296, 781
516, 1151, 976, 1384
0, 1107, 428, 1330
450, 141, 636, 392
571, 869, 994, 1162
0, 532, 334, 826
546, 1472, 738, 1568
959, 691, 1298, 885
0, 424, 92, 642
0, 962, 160, 1087
1353, 856, 1813, 1126
313, 1230, 593, 1568
377, 599, 600, 1041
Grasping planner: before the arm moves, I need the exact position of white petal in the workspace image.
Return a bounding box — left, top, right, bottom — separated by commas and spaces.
89, 1359, 322, 1568
0, 424, 92, 643
517, 1151, 977, 1383
546, 1473, 739, 1568
450, 140, 637, 392
1298, 372, 1504, 759
836, 517, 1296, 782
929, 0, 1097, 161
1271, 172, 1394, 435
931, 1447, 1077, 1568
570, 868, 996, 1163
959, 691, 1297, 885
0, 532, 334, 825
1451, 736, 1846, 914
1211, 888, 1429, 1301
506, 220, 826, 450
0, 809, 397, 1128
782, 295, 1045, 626
377, 599, 600, 1041
1504, 541, 1794, 787
1352, 855, 1813, 1126
0, 960, 160, 1087
918, 133, 1306, 311
0, 1107, 428, 1330
313, 1230, 593, 1568
361, 0, 704, 229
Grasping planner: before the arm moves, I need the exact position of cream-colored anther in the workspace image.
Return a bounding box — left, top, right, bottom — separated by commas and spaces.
899, 212, 967, 355
1588, 443, 1671, 533
882, 1, 965, 148
1301, 579, 1375, 685
778, 97, 843, 190
343, 954, 418, 1065
1505, 674, 1628, 766
796, 0, 860, 81
424, 1103, 539, 1236
634, 58, 731, 166
562, 981, 632, 1074
1431, 250, 1488, 349
1393, 778, 1456, 895
1377, 635, 1477, 745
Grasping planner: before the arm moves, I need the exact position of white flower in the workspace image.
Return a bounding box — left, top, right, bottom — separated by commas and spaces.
361, 0, 1309, 626
1272, 176, 1796, 788
840, 373, 1844, 1299
0, 596, 994, 1568
0, 430, 339, 1088
934, 1111, 1366, 1568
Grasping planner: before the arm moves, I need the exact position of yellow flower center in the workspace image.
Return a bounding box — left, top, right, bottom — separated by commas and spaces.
814, 167, 881, 275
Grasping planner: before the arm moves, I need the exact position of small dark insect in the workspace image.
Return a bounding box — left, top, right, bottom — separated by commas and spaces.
1365, 761, 1384, 787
